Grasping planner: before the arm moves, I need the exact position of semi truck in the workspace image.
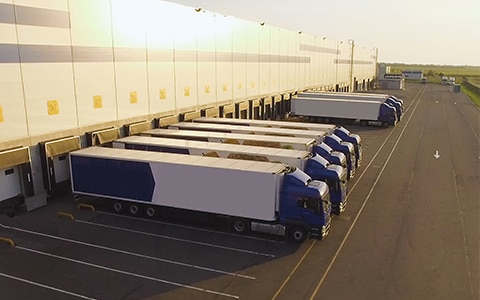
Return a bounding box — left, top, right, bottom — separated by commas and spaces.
168, 122, 357, 178
142, 128, 351, 178
191, 117, 362, 168
298, 92, 403, 121
291, 96, 397, 128
69, 147, 332, 242
113, 136, 348, 213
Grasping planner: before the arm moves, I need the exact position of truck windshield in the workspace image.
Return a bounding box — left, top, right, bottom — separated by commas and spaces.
298, 197, 321, 214
322, 191, 331, 215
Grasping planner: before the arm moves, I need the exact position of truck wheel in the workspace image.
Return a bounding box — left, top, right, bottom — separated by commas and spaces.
129, 204, 141, 215
360, 120, 368, 126
382, 122, 390, 128
146, 207, 156, 218
289, 226, 308, 243
113, 202, 124, 213
232, 219, 249, 233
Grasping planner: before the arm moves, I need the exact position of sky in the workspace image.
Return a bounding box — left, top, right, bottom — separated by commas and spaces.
164, 0, 480, 66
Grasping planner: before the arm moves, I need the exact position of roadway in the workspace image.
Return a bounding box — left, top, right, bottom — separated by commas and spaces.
0, 82, 478, 300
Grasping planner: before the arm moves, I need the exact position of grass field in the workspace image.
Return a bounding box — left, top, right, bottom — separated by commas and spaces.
386, 63, 480, 107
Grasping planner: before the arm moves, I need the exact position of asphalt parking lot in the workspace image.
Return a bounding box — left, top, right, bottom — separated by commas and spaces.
0, 82, 478, 300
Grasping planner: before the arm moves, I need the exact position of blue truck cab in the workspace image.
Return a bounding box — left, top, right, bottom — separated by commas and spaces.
331, 126, 362, 167
379, 102, 397, 127
304, 154, 348, 214
322, 134, 356, 179
312, 142, 347, 168
385, 98, 402, 121
280, 168, 332, 241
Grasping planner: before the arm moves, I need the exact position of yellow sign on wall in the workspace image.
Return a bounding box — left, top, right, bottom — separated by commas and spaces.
160, 88, 166, 100
0, 105, 3, 122
130, 91, 138, 104
222, 83, 228, 92
205, 85, 210, 94
47, 100, 59, 115
184, 87, 190, 97
237, 83, 242, 90
93, 95, 103, 109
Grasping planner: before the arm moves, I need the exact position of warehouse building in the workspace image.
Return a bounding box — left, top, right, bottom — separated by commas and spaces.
0, 0, 377, 212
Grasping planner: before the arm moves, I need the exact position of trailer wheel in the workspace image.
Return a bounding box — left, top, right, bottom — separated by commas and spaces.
129, 204, 141, 215
382, 122, 390, 128
360, 120, 368, 126
289, 226, 308, 243
232, 219, 249, 233
113, 202, 124, 213
146, 207, 156, 218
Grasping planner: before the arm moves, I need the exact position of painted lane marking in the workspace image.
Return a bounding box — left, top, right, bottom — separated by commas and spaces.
98, 211, 286, 244
271, 85, 427, 299
16, 246, 239, 299
0, 272, 98, 300
309, 85, 425, 299
271, 240, 317, 300
434, 150, 440, 159
0, 223, 255, 279
75, 219, 275, 258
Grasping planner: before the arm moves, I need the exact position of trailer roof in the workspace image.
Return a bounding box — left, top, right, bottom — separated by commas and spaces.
300, 91, 390, 98
142, 128, 317, 145
293, 96, 384, 104
170, 122, 328, 138
116, 136, 311, 159
193, 117, 337, 131
71, 146, 289, 174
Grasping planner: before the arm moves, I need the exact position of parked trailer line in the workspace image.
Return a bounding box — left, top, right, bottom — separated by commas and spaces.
113, 136, 347, 214
191, 117, 362, 168
0, 222, 256, 279
141, 129, 348, 175
168, 122, 357, 179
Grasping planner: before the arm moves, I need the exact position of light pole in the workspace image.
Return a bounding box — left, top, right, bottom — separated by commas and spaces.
348, 39, 354, 92
335, 41, 342, 91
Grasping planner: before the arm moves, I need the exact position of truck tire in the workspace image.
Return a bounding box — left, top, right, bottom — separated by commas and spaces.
129, 204, 141, 215
113, 201, 124, 213
288, 226, 308, 243
382, 122, 390, 128
232, 219, 249, 233
146, 206, 156, 218
360, 120, 368, 126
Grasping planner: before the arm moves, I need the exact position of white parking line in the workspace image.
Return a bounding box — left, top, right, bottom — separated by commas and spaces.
15, 246, 239, 299
98, 211, 286, 244
76, 219, 276, 258
0, 223, 255, 280
0, 272, 98, 300
309, 86, 426, 299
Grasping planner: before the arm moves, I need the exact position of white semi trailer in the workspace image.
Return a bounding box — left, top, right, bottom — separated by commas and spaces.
113, 136, 348, 213
291, 96, 397, 128
70, 147, 332, 242
191, 117, 362, 167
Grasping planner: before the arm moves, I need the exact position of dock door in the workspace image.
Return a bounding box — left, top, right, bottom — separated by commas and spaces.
0, 147, 34, 214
